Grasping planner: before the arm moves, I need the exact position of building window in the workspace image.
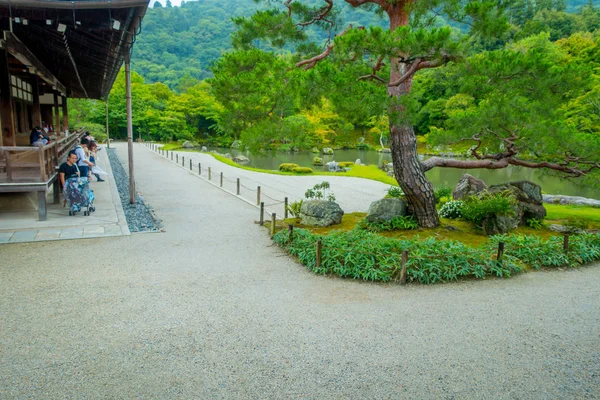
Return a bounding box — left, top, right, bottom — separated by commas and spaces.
10, 75, 33, 104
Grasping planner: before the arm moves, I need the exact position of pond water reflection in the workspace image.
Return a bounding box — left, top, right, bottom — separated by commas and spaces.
205, 147, 600, 199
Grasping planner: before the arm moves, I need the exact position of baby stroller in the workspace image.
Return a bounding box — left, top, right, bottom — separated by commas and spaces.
64, 176, 96, 216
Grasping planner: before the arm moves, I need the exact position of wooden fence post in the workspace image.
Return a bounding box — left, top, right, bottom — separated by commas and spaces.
182, 156, 185, 166
237, 178, 240, 195
564, 234, 570, 253
198, 163, 201, 175
259, 202, 265, 225
288, 224, 294, 243
208, 167, 212, 180
170, 152, 173, 161
316, 239, 322, 268
497, 242, 505, 262
189, 159, 192, 170
176, 154, 178, 163
257, 186, 261, 205
271, 213, 276, 238
284, 197, 289, 219
398, 250, 408, 285
220, 172, 223, 187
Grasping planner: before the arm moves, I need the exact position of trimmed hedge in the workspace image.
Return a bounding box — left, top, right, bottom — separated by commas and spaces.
338, 161, 354, 168
273, 229, 600, 284
279, 163, 300, 172
291, 167, 314, 174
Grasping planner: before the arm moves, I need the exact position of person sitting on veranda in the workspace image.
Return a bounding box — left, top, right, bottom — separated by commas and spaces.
30, 126, 49, 146
74, 138, 94, 179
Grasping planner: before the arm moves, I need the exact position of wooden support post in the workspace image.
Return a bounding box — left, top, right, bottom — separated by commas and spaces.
170, 151, 173, 161
176, 154, 179, 163
53, 91, 61, 134
105, 100, 110, 148
31, 76, 42, 128
198, 163, 201, 175
400, 250, 408, 285
497, 242, 505, 262
284, 197, 289, 219
288, 224, 294, 243
0, 49, 16, 146
316, 239, 322, 269
257, 186, 261, 205
237, 178, 240, 195
182, 156, 185, 166
53, 179, 60, 204
208, 167, 212, 180
37, 191, 47, 221
125, 53, 136, 204
189, 159, 192, 170
564, 234, 570, 253
271, 213, 276, 238
62, 95, 69, 133
220, 172, 223, 187
259, 202, 265, 225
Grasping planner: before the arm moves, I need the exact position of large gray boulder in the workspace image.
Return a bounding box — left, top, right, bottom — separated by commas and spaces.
322, 147, 334, 155
326, 161, 344, 172
300, 200, 344, 227
201, 146, 208, 152
367, 198, 407, 223
482, 214, 520, 236
543, 195, 600, 208
182, 140, 199, 149
489, 181, 546, 221
453, 174, 488, 200
233, 155, 250, 165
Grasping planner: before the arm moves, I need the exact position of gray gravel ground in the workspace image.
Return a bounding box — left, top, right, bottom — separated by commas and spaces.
107, 147, 161, 232
1, 142, 599, 399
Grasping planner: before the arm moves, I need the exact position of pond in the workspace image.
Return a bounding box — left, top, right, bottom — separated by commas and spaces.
205, 147, 600, 199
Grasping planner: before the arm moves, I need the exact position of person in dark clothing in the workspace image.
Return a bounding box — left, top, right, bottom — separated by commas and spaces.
30, 126, 49, 146
59, 151, 80, 188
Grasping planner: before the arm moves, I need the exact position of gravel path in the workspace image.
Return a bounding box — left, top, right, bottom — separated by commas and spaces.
107, 147, 161, 232
1, 142, 599, 399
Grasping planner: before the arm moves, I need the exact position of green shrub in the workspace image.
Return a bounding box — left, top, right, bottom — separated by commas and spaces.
279, 163, 300, 172
564, 217, 589, 231
305, 181, 335, 201
358, 216, 419, 232
434, 185, 453, 203
287, 200, 303, 218
291, 167, 313, 174
438, 196, 451, 206
273, 229, 600, 284
313, 157, 323, 166
462, 191, 518, 225
439, 200, 464, 219
526, 218, 545, 230
338, 161, 354, 168
386, 186, 404, 198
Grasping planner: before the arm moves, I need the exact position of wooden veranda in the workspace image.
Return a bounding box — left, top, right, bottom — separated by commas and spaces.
0, 0, 149, 220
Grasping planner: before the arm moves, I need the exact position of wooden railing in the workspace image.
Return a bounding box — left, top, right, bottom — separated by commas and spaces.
0, 128, 85, 184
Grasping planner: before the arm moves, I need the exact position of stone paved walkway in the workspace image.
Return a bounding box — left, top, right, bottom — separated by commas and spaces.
1, 142, 598, 398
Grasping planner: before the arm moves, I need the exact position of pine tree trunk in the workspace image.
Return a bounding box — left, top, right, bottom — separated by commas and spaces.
389, 118, 440, 228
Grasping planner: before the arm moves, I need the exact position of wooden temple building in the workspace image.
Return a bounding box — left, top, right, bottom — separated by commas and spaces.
0, 0, 149, 219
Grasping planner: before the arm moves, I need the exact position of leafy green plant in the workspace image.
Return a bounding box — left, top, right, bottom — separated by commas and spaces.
358, 216, 419, 232
338, 161, 354, 168
305, 181, 335, 201
462, 191, 518, 225
279, 163, 300, 172
287, 200, 303, 218
291, 167, 314, 174
439, 200, 464, 219
386, 186, 404, 198
564, 217, 589, 231
438, 196, 451, 206
434, 185, 453, 203
526, 218, 545, 230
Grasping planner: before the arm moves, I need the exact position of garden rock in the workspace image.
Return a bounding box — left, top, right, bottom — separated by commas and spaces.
311, 147, 320, 153
452, 174, 487, 200
366, 198, 407, 223
543, 195, 600, 208
313, 157, 323, 166
223, 153, 233, 160
322, 147, 334, 155
326, 161, 344, 172
182, 141, 199, 149
201, 146, 208, 152
482, 214, 520, 236
233, 155, 250, 165
355, 159, 362, 165
300, 200, 344, 227
489, 181, 546, 221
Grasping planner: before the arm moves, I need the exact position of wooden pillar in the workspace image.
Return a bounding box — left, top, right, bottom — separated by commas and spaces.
0, 50, 16, 146
62, 95, 69, 133
31, 76, 42, 128
53, 91, 61, 134
37, 191, 47, 221
105, 99, 110, 148
125, 52, 135, 204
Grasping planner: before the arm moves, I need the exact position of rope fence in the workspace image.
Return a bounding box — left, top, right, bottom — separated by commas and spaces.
144, 142, 291, 221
